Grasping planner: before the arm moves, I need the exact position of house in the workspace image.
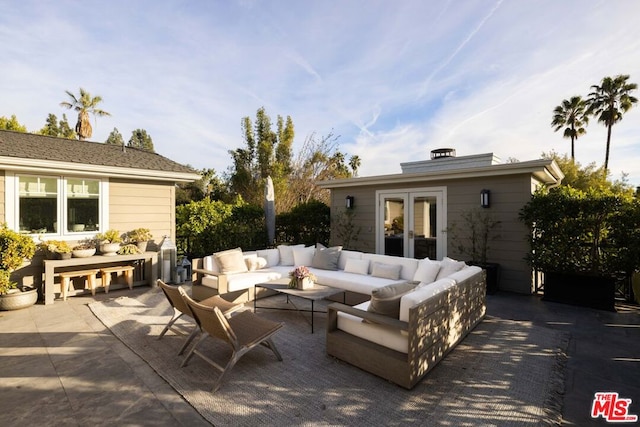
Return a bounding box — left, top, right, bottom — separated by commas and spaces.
0, 130, 200, 298
317, 149, 564, 294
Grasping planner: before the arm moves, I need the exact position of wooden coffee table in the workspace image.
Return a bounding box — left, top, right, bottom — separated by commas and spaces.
254, 278, 345, 333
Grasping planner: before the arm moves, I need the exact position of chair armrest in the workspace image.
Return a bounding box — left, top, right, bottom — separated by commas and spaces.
327, 302, 408, 331
193, 267, 224, 277
192, 267, 229, 293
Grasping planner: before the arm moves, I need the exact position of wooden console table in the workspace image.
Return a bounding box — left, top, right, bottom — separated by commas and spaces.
43, 252, 158, 305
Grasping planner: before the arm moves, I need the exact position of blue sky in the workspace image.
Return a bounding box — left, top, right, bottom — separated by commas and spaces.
2, 0, 640, 183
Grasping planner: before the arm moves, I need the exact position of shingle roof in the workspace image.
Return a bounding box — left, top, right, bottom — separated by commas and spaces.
0, 130, 195, 174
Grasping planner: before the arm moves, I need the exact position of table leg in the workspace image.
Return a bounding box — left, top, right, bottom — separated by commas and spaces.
311, 300, 315, 333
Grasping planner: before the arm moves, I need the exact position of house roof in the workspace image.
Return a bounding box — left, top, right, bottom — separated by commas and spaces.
317, 158, 564, 188
0, 130, 200, 182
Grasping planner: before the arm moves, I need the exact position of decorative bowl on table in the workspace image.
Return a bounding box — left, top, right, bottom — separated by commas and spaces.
72, 248, 96, 258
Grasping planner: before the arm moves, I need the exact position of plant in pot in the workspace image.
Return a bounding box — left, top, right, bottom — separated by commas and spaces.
117, 243, 142, 255
519, 186, 637, 311
449, 207, 501, 294
38, 240, 72, 260
95, 229, 123, 256
72, 239, 97, 258
0, 224, 37, 310
126, 228, 152, 252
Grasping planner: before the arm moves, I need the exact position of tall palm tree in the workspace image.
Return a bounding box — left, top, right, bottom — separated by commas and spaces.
587, 74, 638, 171
551, 96, 588, 161
60, 88, 111, 140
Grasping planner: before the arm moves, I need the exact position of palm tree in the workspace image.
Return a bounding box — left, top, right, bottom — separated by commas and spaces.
587, 74, 638, 171
551, 96, 588, 161
60, 88, 111, 140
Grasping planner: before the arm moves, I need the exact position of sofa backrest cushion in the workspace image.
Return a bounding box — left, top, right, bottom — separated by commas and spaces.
338, 250, 363, 270
362, 253, 419, 280
311, 243, 342, 270
214, 247, 249, 274
447, 265, 483, 283
343, 258, 370, 275
257, 248, 280, 267
413, 258, 441, 284
371, 262, 402, 280
292, 246, 315, 266
435, 257, 466, 280
398, 278, 457, 322
278, 244, 305, 266
202, 255, 219, 275
368, 281, 420, 318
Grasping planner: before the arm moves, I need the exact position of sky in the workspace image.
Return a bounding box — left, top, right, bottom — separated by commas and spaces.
2, 0, 640, 184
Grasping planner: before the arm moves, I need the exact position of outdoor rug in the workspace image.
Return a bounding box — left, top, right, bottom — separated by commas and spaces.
89, 288, 568, 427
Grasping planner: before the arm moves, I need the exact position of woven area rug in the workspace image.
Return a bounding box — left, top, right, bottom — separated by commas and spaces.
89, 288, 568, 427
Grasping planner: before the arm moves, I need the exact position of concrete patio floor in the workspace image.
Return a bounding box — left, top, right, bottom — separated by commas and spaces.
1, 287, 639, 426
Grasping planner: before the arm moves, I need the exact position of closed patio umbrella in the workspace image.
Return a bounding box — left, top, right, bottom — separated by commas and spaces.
265, 176, 275, 246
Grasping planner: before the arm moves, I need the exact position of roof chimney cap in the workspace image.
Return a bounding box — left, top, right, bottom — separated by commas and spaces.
431, 148, 456, 160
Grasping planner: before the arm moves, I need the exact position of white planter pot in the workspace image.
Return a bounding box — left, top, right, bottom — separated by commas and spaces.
100, 243, 121, 256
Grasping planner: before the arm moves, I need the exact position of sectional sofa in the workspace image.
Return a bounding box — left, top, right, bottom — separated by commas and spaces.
191, 244, 487, 388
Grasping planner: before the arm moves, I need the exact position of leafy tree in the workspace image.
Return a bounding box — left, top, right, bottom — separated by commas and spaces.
127, 128, 155, 152
105, 127, 124, 145
60, 88, 111, 140
176, 168, 232, 205
0, 115, 27, 132
551, 96, 589, 161
38, 113, 76, 139
587, 74, 638, 171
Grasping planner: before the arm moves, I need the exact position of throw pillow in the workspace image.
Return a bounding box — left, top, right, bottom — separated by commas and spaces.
202, 255, 219, 274
367, 281, 420, 318
256, 248, 279, 267
245, 256, 267, 271
311, 243, 342, 270
371, 262, 402, 280
278, 244, 305, 266
413, 258, 441, 284
435, 257, 466, 280
214, 247, 249, 274
292, 246, 315, 266
344, 258, 369, 275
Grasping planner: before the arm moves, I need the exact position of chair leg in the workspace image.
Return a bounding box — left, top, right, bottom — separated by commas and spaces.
158, 309, 183, 340
181, 333, 209, 367
263, 337, 283, 361
211, 352, 243, 393
178, 325, 200, 355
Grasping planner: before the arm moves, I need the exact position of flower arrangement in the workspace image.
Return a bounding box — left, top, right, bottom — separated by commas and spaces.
288, 266, 316, 289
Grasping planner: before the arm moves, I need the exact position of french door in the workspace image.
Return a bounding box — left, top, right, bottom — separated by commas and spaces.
376, 188, 446, 259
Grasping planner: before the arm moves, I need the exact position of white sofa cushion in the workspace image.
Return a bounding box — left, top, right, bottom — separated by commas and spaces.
202, 255, 219, 275
278, 244, 305, 266
398, 278, 457, 322
226, 269, 284, 292
343, 258, 369, 275
214, 247, 248, 274
257, 248, 279, 267
292, 246, 315, 266
362, 253, 419, 280
311, 268, 405, 295
435, 257, 466, 280
245, 257, 267, 271
371, 262, 402, 280
447, 265, 483, 283
338, 250, 363, 270
337, 301, 408, 354
413, 258, 441, 283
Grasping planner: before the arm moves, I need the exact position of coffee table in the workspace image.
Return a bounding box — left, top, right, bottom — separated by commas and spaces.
254, 278, 345, 333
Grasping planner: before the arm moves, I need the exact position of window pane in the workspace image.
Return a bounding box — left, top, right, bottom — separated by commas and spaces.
67, 179, 99, 232
19, 176, 58, 234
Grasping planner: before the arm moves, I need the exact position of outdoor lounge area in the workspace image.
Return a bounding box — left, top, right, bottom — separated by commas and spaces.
1, 283, 639, 426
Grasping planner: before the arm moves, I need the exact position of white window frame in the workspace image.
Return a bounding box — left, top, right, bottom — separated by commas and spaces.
5, 172, 109, 240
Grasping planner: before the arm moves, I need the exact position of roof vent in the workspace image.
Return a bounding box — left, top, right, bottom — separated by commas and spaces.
430, 148, 456, 160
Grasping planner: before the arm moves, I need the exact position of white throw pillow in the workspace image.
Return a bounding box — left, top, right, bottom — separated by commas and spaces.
413, 258, 441, 284
435, 257, 466, 280
245, 256, 268, 271
257, 248, 279, 267
344, 258, 370, 275
292, 246, 315, 266
371, 262, 402, 280
214, 247, 248, 274
202, 255, 219, 274
278, 244, 305, 266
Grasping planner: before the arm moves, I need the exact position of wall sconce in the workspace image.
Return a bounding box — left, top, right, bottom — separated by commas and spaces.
345, 195, 355, 209
480, 189, 490, 208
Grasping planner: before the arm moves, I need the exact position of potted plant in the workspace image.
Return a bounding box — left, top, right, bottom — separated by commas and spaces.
95, 229, 123, 256
0, 224, 37, 310
126, 228, 152, 252
519, 186, 637, 311
449, 208, 501, 294
38, 240, 72, 260
72, 240, 96, 258
117, 243, 142, 255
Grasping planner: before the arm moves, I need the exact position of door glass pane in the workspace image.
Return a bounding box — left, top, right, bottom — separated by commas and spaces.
413, 196, 437, 259
18, 176, 58, 234
384, 197, 404, 256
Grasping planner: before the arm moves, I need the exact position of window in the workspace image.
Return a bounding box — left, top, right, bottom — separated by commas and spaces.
15, 175, 104, 236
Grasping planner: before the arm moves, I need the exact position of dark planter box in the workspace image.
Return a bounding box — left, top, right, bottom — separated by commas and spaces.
469, 262, 500, 295
543, 271, 616, 311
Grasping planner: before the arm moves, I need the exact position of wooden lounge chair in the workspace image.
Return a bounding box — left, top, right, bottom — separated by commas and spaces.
157, 279, 242, 355
178, 286, 284, 392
